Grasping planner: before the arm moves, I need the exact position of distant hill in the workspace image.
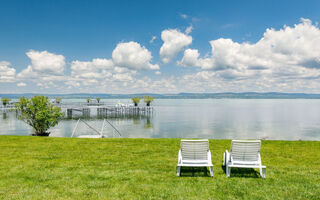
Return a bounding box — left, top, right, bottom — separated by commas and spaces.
1, 92, 320, 99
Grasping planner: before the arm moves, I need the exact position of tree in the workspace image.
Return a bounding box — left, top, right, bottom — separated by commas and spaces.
131, 97, 140, 106
86, 98, 91, 103
1, 98, 10, 107
96, 97, 101, 103
143, 96, 154, 106
15, 96, 64, 136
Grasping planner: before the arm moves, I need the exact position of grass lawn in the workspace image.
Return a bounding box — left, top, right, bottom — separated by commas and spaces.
0, 136, 319, 199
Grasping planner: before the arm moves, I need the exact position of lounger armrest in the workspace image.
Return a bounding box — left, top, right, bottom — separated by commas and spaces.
178, 149, 182, 164
258, 153, 264, 166
225, 150, 230, 163
207, 150, 212, 163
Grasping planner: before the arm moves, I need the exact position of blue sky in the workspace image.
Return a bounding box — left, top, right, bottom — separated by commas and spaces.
1, 0, 320, 94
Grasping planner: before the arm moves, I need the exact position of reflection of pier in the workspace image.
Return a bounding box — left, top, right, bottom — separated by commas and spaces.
71, 118, 122, 138
0, 105, 15, 113
66, 106, 154, 118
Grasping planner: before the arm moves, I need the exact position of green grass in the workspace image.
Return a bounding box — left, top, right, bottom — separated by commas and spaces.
0, 136, 319, 200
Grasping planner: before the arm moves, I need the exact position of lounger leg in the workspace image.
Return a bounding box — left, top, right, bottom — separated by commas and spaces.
223, 150, 229, 166
209, 166, 214, 177
226, 166, 231, 178
176, 166, 181, 176
223, 152, 226, 166
261, 168, 266, 178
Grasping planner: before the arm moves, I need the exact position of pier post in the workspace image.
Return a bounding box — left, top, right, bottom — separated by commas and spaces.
83, 108, 90, 117
67, 109, 73, 118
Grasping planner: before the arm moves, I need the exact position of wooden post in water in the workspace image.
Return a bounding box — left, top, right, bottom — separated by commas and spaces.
82, 108, 90, 117
67, 109, 73, 118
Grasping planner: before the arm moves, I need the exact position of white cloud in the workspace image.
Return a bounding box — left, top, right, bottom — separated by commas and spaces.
26, 50, 65, 75
185, 25, 193, 34
65, 80, 80, 88
17, 82, 26, 87
178, 49, 200, 66
4, 18, 320, 94
179, 18, 320, 80
112, 41, 159, 70
70, 58, 113, 79
160, 29, 192, 63
17, 50, 67, 89
0, 61, 16, 82
150, 36, 157, 43
17, 65, 37, 79
180, 14, 188, 19
112, 73, 133, 82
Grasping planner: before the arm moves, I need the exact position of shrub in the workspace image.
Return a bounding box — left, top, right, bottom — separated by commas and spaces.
143, 96, 154, 106
1, 98, 10, 106
86, 98, 91, 103
96, 97, 101, 103
55, 97, 62, 104
131, 97, 140, 106
15, 96, 64, 136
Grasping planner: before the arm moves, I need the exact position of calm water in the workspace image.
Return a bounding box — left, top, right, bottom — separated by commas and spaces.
1, 99, 320, 140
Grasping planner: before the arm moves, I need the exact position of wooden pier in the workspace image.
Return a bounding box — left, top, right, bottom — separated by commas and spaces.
66, 106, 153, 119
0, 103, 154, 118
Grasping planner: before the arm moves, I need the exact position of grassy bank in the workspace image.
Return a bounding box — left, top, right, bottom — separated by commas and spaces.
0, 136, 319, 199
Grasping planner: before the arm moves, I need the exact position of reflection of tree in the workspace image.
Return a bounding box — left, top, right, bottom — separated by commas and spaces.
144, 118, 153, 129
133, 116, 141, 125
2, 112, 7, 120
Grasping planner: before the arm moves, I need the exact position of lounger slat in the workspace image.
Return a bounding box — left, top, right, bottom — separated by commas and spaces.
181, 140, 209, 160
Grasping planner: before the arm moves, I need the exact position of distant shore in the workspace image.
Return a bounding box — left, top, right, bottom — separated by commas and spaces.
2, 92, 320, 99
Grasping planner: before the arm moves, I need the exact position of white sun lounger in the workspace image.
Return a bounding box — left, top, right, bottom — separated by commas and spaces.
176, 139, 214, 177
223, 140, 266, 178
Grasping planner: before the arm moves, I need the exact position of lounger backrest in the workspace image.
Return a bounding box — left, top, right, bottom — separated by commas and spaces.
230, 140, 261, 162
181, 139, 209, 160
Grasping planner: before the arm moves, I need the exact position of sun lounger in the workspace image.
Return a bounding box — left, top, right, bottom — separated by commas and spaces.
223, 140, 266, 178
176, 139, 214, 177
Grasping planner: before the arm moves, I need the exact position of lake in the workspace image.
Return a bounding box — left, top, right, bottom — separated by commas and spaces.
1, 99, 320, 140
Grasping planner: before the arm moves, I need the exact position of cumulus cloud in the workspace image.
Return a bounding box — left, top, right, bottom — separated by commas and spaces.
17, 50, 67, 87
160, 29, 192, 63
17, 66, 37, 79
26, 50, 66, 75
70, 58, 113, 79
178, 49, 200, 66
0, 61, 16, 82
4, 18, 320, 93
179, 18, 320, 80
112, 41, 159, 70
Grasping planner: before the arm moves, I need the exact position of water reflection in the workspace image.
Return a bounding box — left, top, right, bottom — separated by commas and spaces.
1, 99, 320, 140
2, 112, 7, 120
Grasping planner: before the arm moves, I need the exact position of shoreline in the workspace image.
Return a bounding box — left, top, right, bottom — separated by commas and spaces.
1, 135, 320, 141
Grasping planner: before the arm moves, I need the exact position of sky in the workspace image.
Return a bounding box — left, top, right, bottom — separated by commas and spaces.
1, 0, 320, 94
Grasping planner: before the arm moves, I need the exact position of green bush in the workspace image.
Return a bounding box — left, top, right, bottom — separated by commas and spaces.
86, 98, 91, 103
55, 97, 62, 104
96, 97, 101, 103
131, 97, 140, 106
143, 96, 154, 106
15, 96, 64, 136
1, 98, 11, 106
